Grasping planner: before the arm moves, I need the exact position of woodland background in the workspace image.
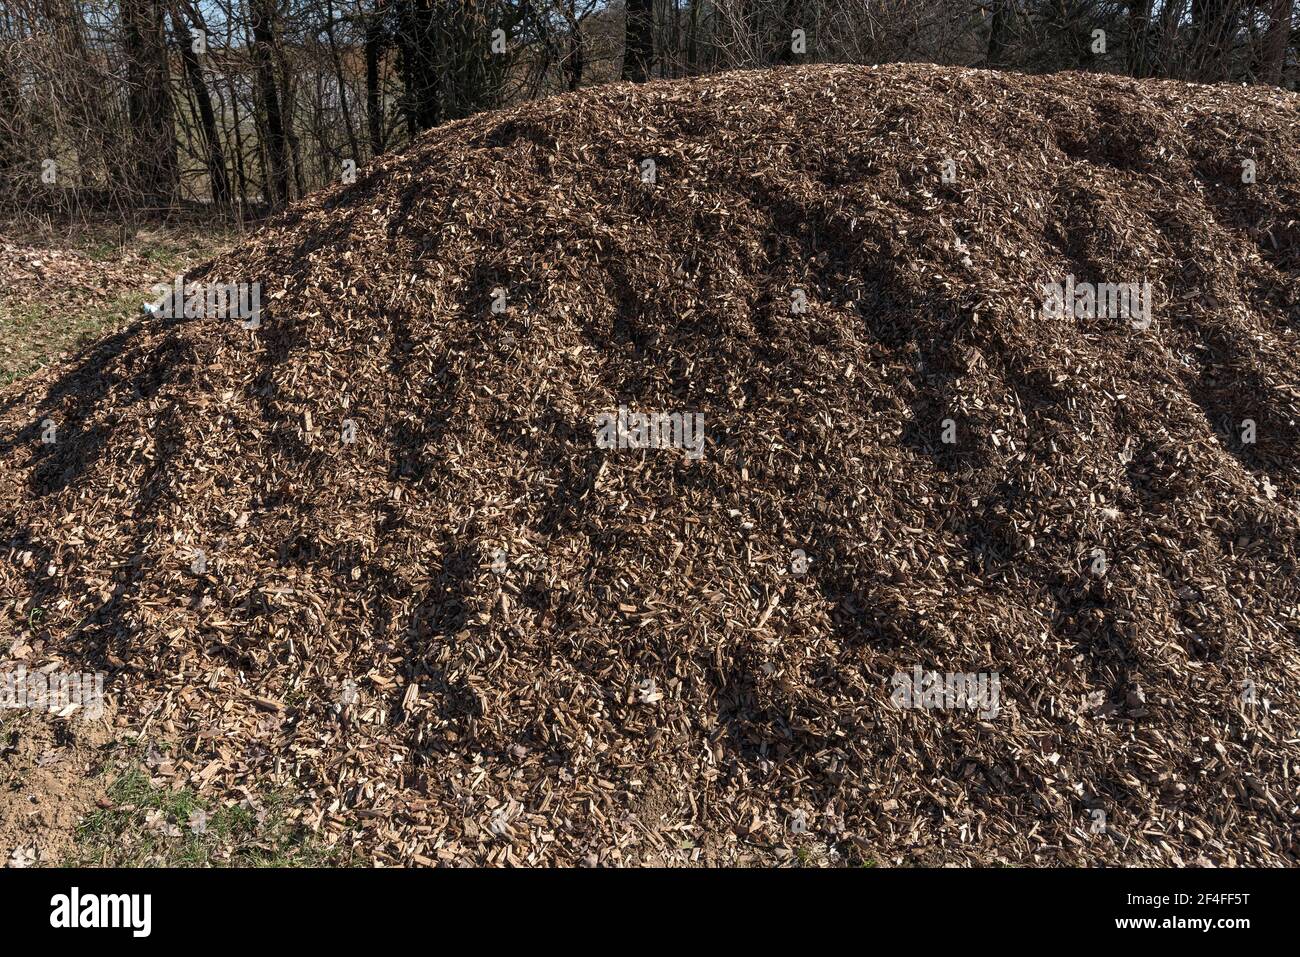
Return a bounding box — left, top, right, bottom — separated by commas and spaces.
0, 0, 1296, 223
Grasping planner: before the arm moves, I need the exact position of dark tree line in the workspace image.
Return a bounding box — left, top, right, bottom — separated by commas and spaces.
0, 1, 1295, 218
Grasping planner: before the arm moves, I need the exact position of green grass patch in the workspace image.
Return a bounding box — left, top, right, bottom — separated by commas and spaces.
70, 765, 350, 868
0, 222, 236, 387
0, 290, 144, 387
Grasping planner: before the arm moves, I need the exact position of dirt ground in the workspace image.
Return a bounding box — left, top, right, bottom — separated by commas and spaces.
0, 710, 113, 866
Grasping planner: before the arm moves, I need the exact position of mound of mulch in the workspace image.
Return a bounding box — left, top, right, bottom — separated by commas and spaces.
1, 64, 1297, 866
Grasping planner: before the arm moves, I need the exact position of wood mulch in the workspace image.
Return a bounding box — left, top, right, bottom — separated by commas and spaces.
1, 63, 1297, 866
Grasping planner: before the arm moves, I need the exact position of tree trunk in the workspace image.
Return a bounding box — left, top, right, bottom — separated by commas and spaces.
226, 71, 251, 213
623, 0, 654, 81
1261, 0, 1292, 85
41, 0, 120, 192
250, 0, 291, 207
393, 0, 441, 132
171, 5, 230, 206
686, 0, 699, 75
1126, 1, 1153, 78
987, 1, 1012, 66
324, 0, 361, 162
566, 2, 584, 91
365, 0, 389, 155
122, 0, 178, 206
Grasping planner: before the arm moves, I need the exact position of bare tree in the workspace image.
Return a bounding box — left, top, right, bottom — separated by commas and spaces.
1191, 0, 1245, 81
251, 0, 292, 206
365, 0, 390, 154
987, 1, 1015, 64
1, 0, 1296, 221
1261, 0, 1293, 83
172, 1, 231, 205
122, 0, 179, 204
623, 0, 655, 79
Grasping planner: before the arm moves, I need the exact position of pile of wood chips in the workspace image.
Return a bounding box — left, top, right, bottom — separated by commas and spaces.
2, 64, 1297, 866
